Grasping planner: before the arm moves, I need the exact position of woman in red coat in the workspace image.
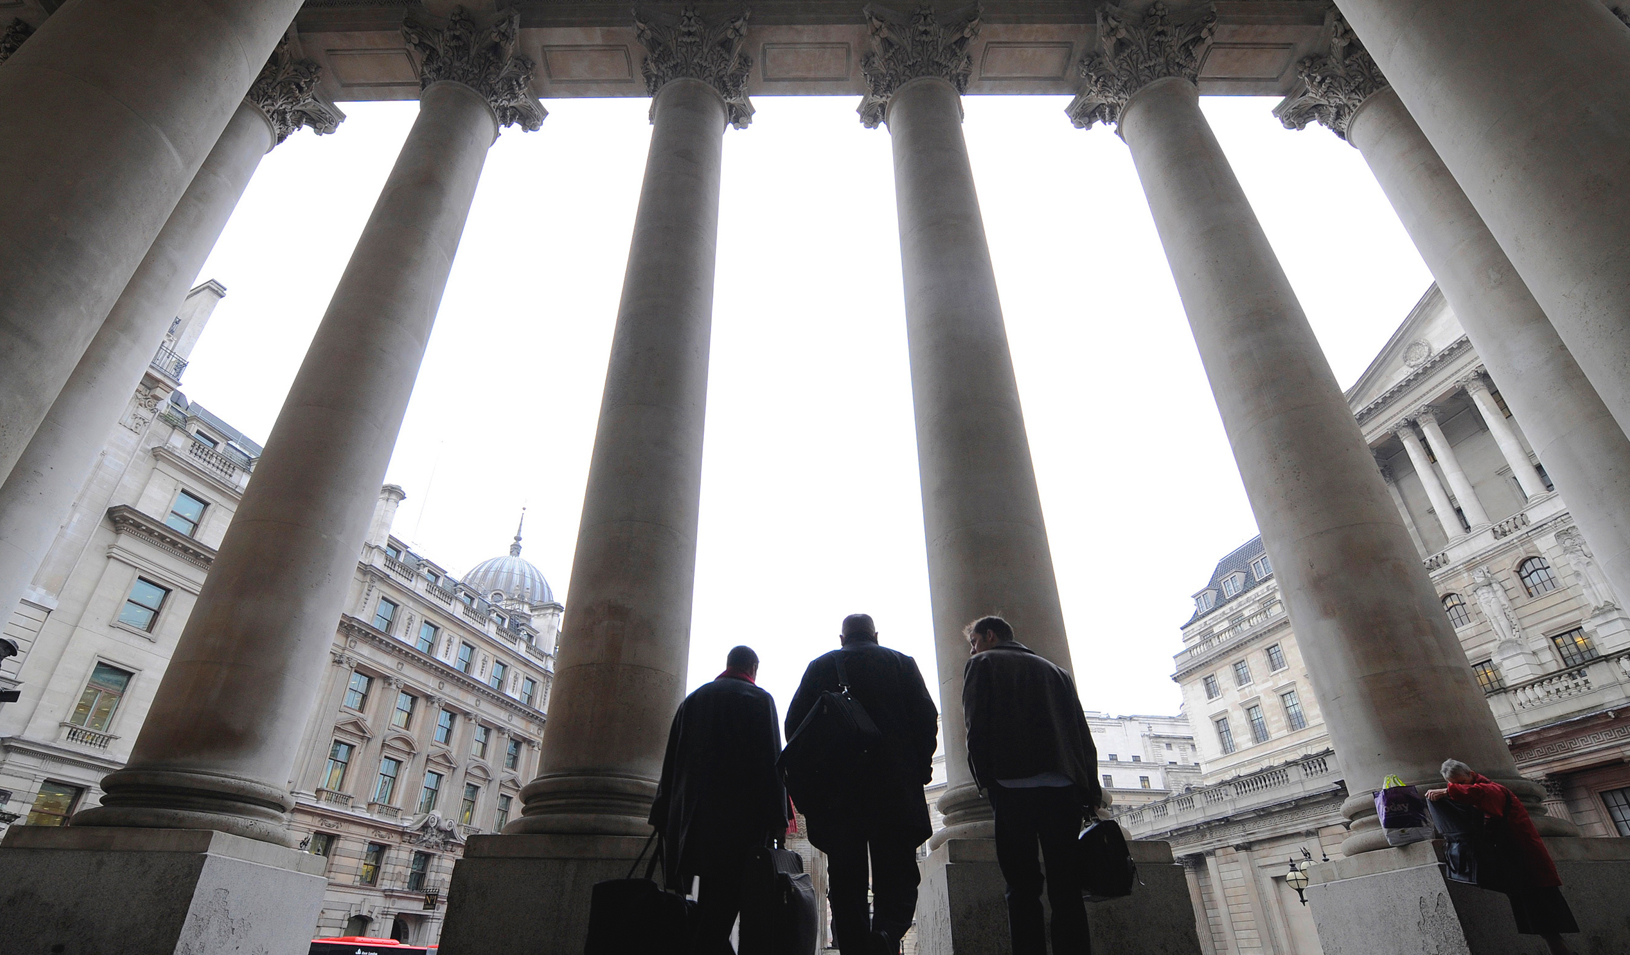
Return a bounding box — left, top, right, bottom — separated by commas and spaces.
1426, 758, 1578, 954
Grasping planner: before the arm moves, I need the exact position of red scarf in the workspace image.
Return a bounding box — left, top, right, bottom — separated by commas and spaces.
718, 668, 756, 684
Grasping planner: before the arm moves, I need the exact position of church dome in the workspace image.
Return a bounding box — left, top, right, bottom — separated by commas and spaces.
462, 514, 555, 606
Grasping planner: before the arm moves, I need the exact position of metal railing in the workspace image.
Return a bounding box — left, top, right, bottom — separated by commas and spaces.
151, 344, 188, 381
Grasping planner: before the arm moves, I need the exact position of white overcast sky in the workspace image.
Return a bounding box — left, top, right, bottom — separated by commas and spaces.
186, 93, 1431, 721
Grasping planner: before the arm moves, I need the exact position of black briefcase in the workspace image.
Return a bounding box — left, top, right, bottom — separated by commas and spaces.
738, 844, 818, 955
1078, 815, 1136, 902
584, 833, 694, 954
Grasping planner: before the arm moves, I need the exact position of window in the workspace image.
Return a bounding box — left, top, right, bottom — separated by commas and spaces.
1131, 755, 1141, 763
1221, 573, 1245, 598
69, 662, 134, 731
1246, 705, 1270, 744
118, 577, 169, 632
1140, 776, 1151, 789
1491, 388, 1512, 417
193, 431, 219, 449
408, 851, 432, 891
461, 783, 480, 825
24, 782, 82, 826
1281, 689, 1307, 731
1107, 754, 1117, 762
391, 691, 415, 729
1551, 628, 1600, 667
418, 771, 443, 814
1265, 644, 1287, 672
1602, 787, 1630, 838
372, 598, 398, 633
1443, 593, 1472, 628
505, 738, 522, 771
1214, 717, 1236, 755
1102, 774, 1114, 788
1195, 591, 1216, 613
1203, 675, 1220, 700
521, 677, 538, 708
343, 671, 372, 711
360, 842, 386, 885
385, 543, 402, 561
488, 660, 508, 691
457, 643, 476, 674
435, 709, 455, 745
1233, 660, 1253, 687
495, 793, 513, 830
472, 725, 490, 759
426, 570, 441, 586
1165, 743, 1173, 750
1518, 557, 1559, 597
1471, 660, 1504, 692
1250, 554, 1272, 579
323, 740, 353, 790
416, 622, 438, 654
165, 490, 207, 537
307, 831, 333, 857
374, 757, 401, 804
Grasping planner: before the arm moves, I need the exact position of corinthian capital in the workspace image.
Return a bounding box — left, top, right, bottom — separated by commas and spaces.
857, 4, 981, 129
1272, 13, 1387, 141
1066, 2, 1216, 131
1, 18, 33, 64
245, 39, 346, 146
634, 6, 754, 129
403, 7, 547, 132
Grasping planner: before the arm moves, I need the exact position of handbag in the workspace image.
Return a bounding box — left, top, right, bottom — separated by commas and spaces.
1077, 814, 1136, 902
778, 653, 882, 815
584, 832, 695, 954
738, 842, 819, 955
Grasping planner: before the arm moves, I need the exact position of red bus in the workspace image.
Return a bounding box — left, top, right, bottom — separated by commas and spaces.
308, 937, 433, 954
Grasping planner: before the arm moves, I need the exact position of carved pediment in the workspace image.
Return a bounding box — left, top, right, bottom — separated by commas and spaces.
382, 730, 418, 753
465, 762, 492, 782
406, 810, 467, 850
426, 749, 459, 770
334, 715, 375, 740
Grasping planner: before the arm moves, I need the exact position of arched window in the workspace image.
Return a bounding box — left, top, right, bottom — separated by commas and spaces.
1442, 593, 1471, 628
1518, 557, 1559, 597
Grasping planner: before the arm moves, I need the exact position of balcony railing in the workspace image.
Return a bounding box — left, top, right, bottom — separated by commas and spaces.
317, 788, 352, 808
370, 802, 401, 819
1177, 602, 1285, 670
1115, 751, 1341, 838
1493, 512, 1533, 539
383, 554, 417, 581
428, 581, 457, 604
187, 437, 239, 478
151, 344, 188, 382
59, 722, 117, 749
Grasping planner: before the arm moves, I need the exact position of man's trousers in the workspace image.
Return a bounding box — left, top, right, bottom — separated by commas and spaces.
988, 783, 1092, 955
823, 828, 921, 954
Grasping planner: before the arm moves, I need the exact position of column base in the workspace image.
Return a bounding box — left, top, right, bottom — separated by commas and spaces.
437, 832, 652, 955
1306, 837, 1630, 954
915, 837, 1204, 955
0, 824, 326, 954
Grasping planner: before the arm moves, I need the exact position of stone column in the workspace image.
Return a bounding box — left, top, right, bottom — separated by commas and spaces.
73, 9, 543, 844
1275, 13, 1630, 607
1330, 0, 1630, 437
1413, 408, 1489, 528
859, 3, 1072, 843
510, 7, 747, 837
1376, 456, 1428, 558
1461, 376, 1546, 499
0, 0, 306, 481
1068, 2, 1545, 852
1393, 423, 1462, 540
0, 43, 341, 623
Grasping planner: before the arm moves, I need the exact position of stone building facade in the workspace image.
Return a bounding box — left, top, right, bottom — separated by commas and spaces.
1089, 711, 1201, 808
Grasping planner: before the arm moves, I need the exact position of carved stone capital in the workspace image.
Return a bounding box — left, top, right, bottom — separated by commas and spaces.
0, 18, 31, 65
1066, 2, 1216, 131
634, 6, 754, 129
245, 38, 346, 146
1272, 13, 1387, 142
403, 7, 547, 132
1460, 371, 1491, 396
331, 651, 358, 669
857, 4, 981, 129
1614, 6, 1630, 29
1413, 406, 1439, 426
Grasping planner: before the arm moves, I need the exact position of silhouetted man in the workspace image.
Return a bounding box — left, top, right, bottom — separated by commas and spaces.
651, 646, 789, 955
963, 615, 1102, 955
786, 614, 938, 955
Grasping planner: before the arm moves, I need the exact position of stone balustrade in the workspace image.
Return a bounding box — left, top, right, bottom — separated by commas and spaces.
317, 788, 352, 808
1485, 650, 1630, 732
1175, 601, 1287, 676
1116, 750, 1340, 839
59, 722, 117, 750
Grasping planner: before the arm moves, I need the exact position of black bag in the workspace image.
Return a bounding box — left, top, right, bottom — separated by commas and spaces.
1077, 815, 1136, 902
738, 844, 819, 955
584, 833, 694, 954
778, 654, 882, 815
1428, 797, 1511, 891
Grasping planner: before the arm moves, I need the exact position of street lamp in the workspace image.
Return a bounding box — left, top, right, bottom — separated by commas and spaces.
1285, 847, 1322, 905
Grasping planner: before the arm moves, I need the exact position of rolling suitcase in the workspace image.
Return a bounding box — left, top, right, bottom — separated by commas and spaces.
738, 843, 818, 955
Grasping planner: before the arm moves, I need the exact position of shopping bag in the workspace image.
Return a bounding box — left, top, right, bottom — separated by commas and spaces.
1374, 774, 1430, 830
739, 843, 818, 955
1077, 815, 1136, 902
584, 833, 694, 954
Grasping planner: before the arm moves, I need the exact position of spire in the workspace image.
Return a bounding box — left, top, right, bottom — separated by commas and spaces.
510, 507, 525, 556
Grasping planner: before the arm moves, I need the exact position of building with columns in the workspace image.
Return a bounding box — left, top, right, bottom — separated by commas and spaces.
5, 1, 1630, 953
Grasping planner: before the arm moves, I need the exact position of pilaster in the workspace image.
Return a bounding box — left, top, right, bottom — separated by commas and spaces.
633, 6, 754, 128
856, 3, 981, 128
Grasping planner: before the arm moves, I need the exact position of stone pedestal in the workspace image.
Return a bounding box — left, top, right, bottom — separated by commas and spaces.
1306, 837, 1630, 954
437, 833, 651, 955
0, 825, 326, 954
916, 838, 1203, 955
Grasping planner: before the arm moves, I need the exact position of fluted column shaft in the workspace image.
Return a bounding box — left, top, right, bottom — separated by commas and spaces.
514, 77, 727, 836
0, 101, 275, 619
1394, 425, 1461, 540
884, 75, 1073, 839
1118, 75, 1524, 852
0, 0, 303, 481
1413, 410, 1488, 527
75, 81, 502, 844
1461, 378, 1545, 500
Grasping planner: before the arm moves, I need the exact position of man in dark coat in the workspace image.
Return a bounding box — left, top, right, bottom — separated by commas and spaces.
650, 646, 788, 955
786, 613, 938, 955
963, 615, 1102, 955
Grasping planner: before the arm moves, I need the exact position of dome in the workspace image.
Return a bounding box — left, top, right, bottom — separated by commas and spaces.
461, 514, 555, 606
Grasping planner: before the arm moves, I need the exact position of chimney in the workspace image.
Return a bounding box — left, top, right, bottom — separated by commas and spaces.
367, 484, 408, 548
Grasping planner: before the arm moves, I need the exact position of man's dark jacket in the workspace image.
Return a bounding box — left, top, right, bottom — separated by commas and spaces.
650, 675, 788, 883
963, 642, 1100, 804
785, 641, 939, 851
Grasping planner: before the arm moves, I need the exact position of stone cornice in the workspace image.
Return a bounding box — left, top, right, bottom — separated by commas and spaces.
246, 38, 346, 146
1352, 335, 1472, 425
403, 7, 548, 131
634, 5, 755, 129
0, 17, 31, 64
1067, 1, 1215, 130
857, 3, 981, 129
1272, 12, 1387, 142
105, 504, 218, 570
